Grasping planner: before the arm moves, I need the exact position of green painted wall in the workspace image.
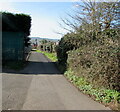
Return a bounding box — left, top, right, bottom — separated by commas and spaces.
2, 32, 24, 61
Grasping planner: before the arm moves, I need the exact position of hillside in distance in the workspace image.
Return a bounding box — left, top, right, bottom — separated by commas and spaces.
30, 37, 60, 43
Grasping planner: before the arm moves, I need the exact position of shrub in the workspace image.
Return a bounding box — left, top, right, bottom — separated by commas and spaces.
65, 69, 120, 105
2, 12, 31, 36
67, 31, 120, 91
56, 32, 87, 72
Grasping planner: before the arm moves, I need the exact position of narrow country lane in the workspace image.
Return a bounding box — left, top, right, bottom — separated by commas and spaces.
2, 52, 110, 110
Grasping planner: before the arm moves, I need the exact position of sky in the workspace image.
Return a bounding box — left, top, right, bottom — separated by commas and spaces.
0, 0, 116, 39
0, 2, 77, 39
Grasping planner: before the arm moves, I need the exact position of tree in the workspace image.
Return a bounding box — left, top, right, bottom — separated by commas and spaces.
60, 0, 119, 34
40, 39, 47, 44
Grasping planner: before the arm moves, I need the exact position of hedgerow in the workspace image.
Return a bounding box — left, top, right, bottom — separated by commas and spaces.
56, 32, 88, 72
67, 30, 120, 91
1, 12, 31, 36
56, 28, 120, 109
1, 12, 32, 47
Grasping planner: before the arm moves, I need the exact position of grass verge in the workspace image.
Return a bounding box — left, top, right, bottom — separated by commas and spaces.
36, 50, 58, 62
64, 69, 120, 110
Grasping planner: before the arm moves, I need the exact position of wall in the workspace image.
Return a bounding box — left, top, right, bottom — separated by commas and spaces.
2, 32, 24, 61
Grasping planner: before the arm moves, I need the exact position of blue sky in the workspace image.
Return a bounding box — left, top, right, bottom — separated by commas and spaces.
0, 2, 77, 39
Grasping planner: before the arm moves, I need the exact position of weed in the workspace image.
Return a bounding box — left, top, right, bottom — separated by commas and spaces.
65, 69, 120, 106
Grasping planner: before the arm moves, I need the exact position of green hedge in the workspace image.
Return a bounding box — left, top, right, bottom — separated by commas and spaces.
56, 32, 86, 72
1, 12, 31, 36
57, 29, 120, 91
67, 37, 120, 91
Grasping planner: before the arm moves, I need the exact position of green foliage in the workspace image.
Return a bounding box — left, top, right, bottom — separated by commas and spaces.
65, 69, 120, 104
56, 32, 86, 72
39, 39, 57, 53
1, 12, 32, 47
57, 1, 120, 110
36, 50, 57, 62
57, 22, 120, 109
2, 12, 31, 36
57, 28, 120, 91
40, 39, 48, 44
67, 33, 120, 91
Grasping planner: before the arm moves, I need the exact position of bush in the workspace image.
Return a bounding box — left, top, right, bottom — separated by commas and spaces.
2, 12, 31, 36
67, 31, 120, 91
1, 12, 32, 48
65, 69, 120, 105
56, 32, 87, 72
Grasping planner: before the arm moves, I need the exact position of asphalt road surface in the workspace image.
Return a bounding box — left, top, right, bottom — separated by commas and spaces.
2, 52, 110, 110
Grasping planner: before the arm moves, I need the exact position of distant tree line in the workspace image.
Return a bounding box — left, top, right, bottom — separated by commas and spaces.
39, 39, 57, 53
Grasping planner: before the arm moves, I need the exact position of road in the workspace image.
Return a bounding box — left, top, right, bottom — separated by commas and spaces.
2, 52, 110, 110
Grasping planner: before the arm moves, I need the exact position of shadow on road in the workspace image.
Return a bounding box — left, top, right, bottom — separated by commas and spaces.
2, 61, 62, 75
